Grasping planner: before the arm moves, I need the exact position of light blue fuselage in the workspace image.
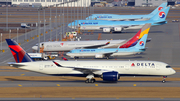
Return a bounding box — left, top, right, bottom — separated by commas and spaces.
86, 14, 152, 21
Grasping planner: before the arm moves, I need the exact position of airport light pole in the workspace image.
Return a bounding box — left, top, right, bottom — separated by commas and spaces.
81, 0, 82, 20
66, 3, 69, 32
71, 1, 72, 33
17, 28, 19, 43
49, 17, 51, 41
6, 0, 8, 31
44, 19, 46, 42
31, 24, 33, 38
9, 29, 11, 39
25, 27, 27, 41
62, 2, 64, 40
1, 33, 2, 51
77, 1, 78, 32
43, 8, 46, 42
38, 9, 40, 53
55, 16, 57, 41
74, 0, 75, 31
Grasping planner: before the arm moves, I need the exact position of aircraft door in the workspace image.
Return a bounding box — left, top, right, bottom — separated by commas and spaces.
156, 64, 160, 70
125, 64, 129, 70
39, 64, 43, 70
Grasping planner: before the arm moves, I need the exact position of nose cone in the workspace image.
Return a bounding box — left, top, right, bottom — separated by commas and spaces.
68, 22, 73, 28
32, 46, 38, 50
66, 52, 71, 56
171, 69, 176, 75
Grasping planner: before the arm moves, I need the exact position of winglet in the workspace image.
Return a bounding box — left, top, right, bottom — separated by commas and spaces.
106, 41, 110, 45
53, 61, 62, 67
62, 57, 68, 61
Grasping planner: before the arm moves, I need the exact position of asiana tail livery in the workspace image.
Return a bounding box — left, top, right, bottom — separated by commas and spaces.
6, 39, 176, 83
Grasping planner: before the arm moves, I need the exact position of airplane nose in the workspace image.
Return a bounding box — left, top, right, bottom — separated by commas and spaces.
32, 46, 38, 50
171, 68, 176, 75
66, 52, 70, 56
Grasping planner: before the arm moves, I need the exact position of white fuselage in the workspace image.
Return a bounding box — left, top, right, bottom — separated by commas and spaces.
32, 40, 126, 52
66, 52, 139, 58
14, 60, 176, 77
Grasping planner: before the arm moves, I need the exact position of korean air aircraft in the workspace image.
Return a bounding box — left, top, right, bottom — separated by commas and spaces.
66, 24, 151, 59
86, 2, 167, 21
68, 6, 170, 33
6, 39, 176, 83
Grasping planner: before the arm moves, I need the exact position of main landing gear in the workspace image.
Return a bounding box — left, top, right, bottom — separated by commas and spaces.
85, 79, 96, 83
85, 74, 96, 83
162, 76, 167, 83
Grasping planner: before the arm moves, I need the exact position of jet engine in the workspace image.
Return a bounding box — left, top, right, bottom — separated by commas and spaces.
101, 71, 119, 82
103, 28, 111, 32
95, 54, 104, 58
114, 27, 123, 32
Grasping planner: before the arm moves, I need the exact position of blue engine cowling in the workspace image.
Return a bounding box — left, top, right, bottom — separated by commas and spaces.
102, 71, 119, 82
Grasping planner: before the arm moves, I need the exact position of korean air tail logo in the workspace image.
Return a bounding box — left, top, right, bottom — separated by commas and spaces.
159, 11, 166, 18
139, 41, 144, 46
158, 7, 163, 11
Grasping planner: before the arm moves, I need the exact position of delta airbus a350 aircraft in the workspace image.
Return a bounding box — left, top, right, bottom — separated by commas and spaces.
66, 24, 151, 59
68, 6, 170, 33
86, 2, 167, 21
6, 39, 176, 83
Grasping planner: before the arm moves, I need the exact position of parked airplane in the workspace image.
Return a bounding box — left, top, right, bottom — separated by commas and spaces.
32, 34, 151, 52
6, 39, 176, 83
86, 2, 167, 21
68, 6, 170, 32
66, 24, 151, 59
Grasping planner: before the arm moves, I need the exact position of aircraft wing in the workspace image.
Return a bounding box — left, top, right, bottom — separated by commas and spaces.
76, 42, 110, 49
100, 25, 139, 29
101, 50, 118, 57
53, 61, 109, 74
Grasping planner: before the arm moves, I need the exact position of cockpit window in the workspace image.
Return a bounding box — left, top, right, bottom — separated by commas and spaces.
166, 65, 171, 68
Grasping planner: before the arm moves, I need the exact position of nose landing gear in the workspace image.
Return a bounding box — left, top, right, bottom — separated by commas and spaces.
162, 76, 167, 83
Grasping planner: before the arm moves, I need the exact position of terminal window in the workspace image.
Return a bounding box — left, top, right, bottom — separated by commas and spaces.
18, 0, 22, 2
58, 0, 62, 2
41, 0, 45, 2
29, 0, 34, 2
24, 0, 28, 2
64, 0, 68, 2
35, 0, 40, 2
52, 0, 56, 2
47, 0, 51, 2
13, 0, 17, 2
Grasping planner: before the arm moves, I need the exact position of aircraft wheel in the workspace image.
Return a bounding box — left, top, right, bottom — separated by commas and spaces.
162, 80, 166, 83
91, 79, 95, 83
74, 57, 79, 59
85, 79, 89, 83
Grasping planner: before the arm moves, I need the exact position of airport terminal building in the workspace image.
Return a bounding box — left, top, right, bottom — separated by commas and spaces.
0, 0, 177, 7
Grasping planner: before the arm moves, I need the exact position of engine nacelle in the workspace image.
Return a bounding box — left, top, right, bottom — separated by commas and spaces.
95, 54, 104, 58
103, 28, 111, 32
114, 27, 123, 32
101, 71, 119, 82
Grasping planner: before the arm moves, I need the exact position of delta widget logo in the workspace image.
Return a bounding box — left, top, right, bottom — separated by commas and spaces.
159, 11, 166, 19
158, 7, 163, 11
139, 41, 144, 46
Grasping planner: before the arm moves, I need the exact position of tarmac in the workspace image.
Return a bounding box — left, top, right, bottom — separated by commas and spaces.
0, 6, 180, 100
